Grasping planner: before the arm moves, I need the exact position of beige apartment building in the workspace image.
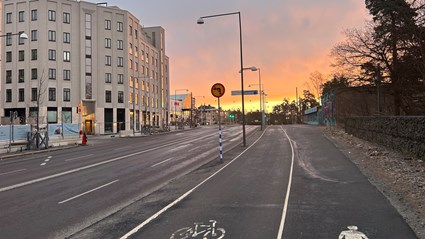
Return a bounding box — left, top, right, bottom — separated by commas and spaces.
1, 0, 170, 134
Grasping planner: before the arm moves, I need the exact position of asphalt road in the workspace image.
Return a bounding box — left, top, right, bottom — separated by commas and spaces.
106, 125, 417, 239
0, 125, 418, 239
0, 125, 256, 239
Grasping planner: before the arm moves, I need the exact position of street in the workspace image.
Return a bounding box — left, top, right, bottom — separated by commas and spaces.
0, 125, 418, 239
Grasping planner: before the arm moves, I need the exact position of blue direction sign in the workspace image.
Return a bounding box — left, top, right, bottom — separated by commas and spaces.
231, 90, 258, 96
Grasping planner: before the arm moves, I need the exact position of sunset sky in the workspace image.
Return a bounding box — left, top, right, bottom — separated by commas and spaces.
87, 0, 370, 112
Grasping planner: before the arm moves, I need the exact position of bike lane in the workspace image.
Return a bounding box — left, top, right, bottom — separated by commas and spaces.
122, 126, 293, 239
282, 125, 417, 238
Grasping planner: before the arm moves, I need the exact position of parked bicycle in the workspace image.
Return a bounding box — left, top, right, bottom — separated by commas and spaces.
170, 220, 225, 239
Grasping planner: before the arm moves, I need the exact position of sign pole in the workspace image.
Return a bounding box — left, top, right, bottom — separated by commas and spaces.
211, 83, 225, 162
218, 97, 222, 162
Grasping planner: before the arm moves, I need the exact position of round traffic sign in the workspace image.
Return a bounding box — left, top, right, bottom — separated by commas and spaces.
211, 83, 225, 98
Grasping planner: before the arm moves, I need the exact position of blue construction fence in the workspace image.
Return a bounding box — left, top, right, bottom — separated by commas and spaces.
0, 124, 79, 142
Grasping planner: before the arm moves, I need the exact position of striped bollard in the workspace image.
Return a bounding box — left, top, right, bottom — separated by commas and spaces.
219, 126, 223, 162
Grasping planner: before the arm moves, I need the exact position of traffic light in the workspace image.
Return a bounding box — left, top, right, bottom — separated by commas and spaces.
229, 114, 235, 119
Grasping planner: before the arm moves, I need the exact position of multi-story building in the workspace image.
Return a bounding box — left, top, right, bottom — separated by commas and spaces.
1, 0, 170, 134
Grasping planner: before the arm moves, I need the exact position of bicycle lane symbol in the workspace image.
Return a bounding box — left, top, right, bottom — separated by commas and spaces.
338, 225, 369, 239
170, 220, 225, 239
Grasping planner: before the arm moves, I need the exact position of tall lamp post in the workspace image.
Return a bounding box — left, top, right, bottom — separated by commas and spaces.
174, 89, 188, 129
241, 66, 264, 130
197, 11, 247, 147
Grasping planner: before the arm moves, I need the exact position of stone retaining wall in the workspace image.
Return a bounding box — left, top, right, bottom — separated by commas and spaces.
345, 116, 425, 160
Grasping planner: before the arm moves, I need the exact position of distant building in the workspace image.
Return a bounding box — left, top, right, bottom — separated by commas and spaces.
1, 0, 170, 134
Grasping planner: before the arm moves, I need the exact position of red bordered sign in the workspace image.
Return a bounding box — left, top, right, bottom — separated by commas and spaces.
211, 83, 225, 98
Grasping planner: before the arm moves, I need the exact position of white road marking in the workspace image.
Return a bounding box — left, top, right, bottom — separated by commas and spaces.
276, 127, 295, 239
58, 179, 119, 204
45, 159, 50, 162
151, 157, 175, 168
40, 163, 47, 166
338, 226, 369, 239
114, 146, 132, 151
0, 169, 26, 176
0, 134, 213, 193
65, 154, 95, 161
119, 129, 268, 239
188, 146, 200, 152
230, 137, 240, 142
47, 156, 52, 159
176, 133, 184, 136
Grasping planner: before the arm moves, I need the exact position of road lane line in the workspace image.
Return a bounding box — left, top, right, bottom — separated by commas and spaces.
188, 146, 200, 152
0, 133, 215, 193
58, 180, 119, 204
119, 128, 268, 239
65, 154, 95, 162
0, 169, 26, 176
276, 127, 295, 239
151, 157, 175, 168
40, 163, 46, 166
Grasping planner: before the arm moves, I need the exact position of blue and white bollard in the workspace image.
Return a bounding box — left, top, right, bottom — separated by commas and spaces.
219, 125, 223, 162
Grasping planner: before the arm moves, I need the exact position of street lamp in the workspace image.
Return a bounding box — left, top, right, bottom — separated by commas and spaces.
0, 32, 28, 39
197, 11, 247, 146
244, 66, 264, 131
174, 89, 188, 129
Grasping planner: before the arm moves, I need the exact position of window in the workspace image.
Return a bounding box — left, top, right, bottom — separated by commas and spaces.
129, 43, 133, 54
31, 88, 37, 101
18, 31, 25, 45
105, 73, 112, 83
48, 30, 56, 41
6, 13, 12, 24
63, 51, 71, 62
118, 91, 124, 103
48, 68, 56, 80
63, 12, 70, 23
129, 26, 133, 35
19, 69, 25, 83
6, 52, 12, 62
48, 49, 56, 60
19, 50, 25, 61
6, 71, 12, 84
118, 74, 124, 84
117, 57, 124, 67
105, 19, 111, 30
31, 68, 38, 80
105, 91, 112, 103
6, 90, 12, 102
31, 49, 38, 60
63, 70, 71, 81
117, 22, 123, 32
117, 40, 123, 50
63, 32, 71, 43
6, 33, 12, 46
48, 10, 56, 21
129, 59, 133, 69
19, 11, 25, 22
105, 38, 111, 48
31, 9, 37, 21
31, 30, 38, 41
49, 88, 56, 101
19, 89, 25, 102
135, 46, 138, 57
105, 55, 111, 66
135, 30, 138, 39
63, 88, 71, 101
